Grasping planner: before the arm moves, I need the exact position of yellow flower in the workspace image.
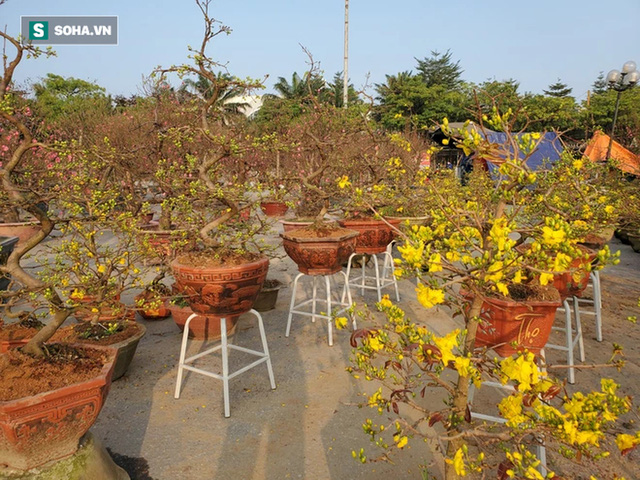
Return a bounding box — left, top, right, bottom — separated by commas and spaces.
605, 205, 615, 214
445, 448, 466, 476
397, 241, 424, 267
433, 329, 460, 366
616, 433, 640, 452
378, 295, 393, 309
539, 272, 554, 286
337, 175, 351, 189
97, 264, 106, 274
335, 317, 348, 330
427, 253, 442, 272
573, 159, 583, 169
368, 335, 384, 351
542, 226, 565, 246
416, 284, 445, 309
396, 436, 408, 449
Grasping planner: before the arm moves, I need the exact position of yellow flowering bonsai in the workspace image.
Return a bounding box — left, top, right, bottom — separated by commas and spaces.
345, 107, 636, 479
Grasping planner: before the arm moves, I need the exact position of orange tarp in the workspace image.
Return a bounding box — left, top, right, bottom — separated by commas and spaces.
583, 131, 640, 175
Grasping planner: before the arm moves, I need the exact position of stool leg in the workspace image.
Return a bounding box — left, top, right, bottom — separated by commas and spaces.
593, 271, 603, 342
286, 273, 303, 338
339, 270, 356, 330
326, 275, 333, 346
174, 312, 198, 399
385, 251, 400, 302
564, 299, 575, 384
360, 255, 366, 296
251, 309, 276, 390
311, 275, 318, 322
573, 296, 585, 362
372, 254, 382, 302
341, 253, 356, 304
221, 317, 231, 417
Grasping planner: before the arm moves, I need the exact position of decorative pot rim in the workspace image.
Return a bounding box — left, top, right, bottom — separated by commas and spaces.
0, 344, 117, 408
0, 221, 41, 227
280, 228, 359, 244
462, 289, 562, 308
171, 253, 269, 272
339, 217, 402, 225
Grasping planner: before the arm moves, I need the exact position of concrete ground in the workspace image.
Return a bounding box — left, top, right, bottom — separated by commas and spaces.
87, 234, 640, 480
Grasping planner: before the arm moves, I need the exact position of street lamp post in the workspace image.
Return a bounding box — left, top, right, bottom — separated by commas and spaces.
605, 60, 639, 159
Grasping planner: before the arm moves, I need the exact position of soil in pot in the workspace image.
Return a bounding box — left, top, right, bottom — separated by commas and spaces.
55, 321, 146, 381
0, 316, 45, 353
0, 344, 110, 401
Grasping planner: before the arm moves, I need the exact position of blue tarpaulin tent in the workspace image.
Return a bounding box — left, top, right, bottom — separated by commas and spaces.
483, 131, 564, 174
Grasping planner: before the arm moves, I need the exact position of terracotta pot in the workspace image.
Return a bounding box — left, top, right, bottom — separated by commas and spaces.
138, 213, 154, 224
280, 218, 314, 233
386, 215, 431, 227
552, 246, 597, 300
281, 227, 359, 275
628, 234, 640, 253
139, 222, 189, 259
0, 236, 19, 291
135, 290, 171, 320
338, 218, 401, 254
171, 255, 269, 316
0, 345, 116, 471
166, 300, 238, 339
0, 323, 39, 353
253, 280, 282, 312
260, 201, 288, 217
0, 222, 41, 247
472, 294, 561, 356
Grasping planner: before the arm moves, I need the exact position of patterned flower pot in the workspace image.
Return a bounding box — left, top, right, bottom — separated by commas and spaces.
166, 300, 238, 339
260, 201, 288, 217
473, 294, 561, 356
0, 345, 117, 471
170, 255, 269, 316
281, 227, 359, 275
338, 218, 401, 254
138, 222, 189, 260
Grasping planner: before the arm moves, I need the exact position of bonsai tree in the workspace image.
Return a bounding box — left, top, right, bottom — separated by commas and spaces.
343, 109, 639, 479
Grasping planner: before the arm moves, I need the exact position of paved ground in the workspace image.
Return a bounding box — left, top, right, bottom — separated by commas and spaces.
85, 232, 640, 480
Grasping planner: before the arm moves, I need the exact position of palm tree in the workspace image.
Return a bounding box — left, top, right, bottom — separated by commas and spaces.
178, 73, 250, 124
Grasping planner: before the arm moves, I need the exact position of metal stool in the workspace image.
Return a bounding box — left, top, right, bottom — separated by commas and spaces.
545, 297, 584, 384
575, 270, 603, 342
174, 310, 276, 418
343, 242, 400, 302
469, 351, 548, 475
286, 271, 355, 346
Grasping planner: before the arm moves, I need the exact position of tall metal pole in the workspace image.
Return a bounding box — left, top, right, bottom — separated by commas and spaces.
605, 89, 622, 160
343, 0, 349, 108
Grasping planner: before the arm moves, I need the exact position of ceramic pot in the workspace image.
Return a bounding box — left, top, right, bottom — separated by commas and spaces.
0, 345, 116, 471
280, 218, 314, 233
338, 218, 401, 254
260, 201, 288, 217
628, 234, 640, 253
0, 236, 19, 291
0, 222, 41, 247
552, 246, 597, 300
253, 280, 282, 312
472, 294, 561, 356
281, 227, 359, 275
166, 300, 238, 339
135, 290, 171, 320
171, 255, 269, 316
138, 222, 189, 259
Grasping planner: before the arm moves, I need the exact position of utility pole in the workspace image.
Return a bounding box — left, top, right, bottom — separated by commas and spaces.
343, 0, 349, 108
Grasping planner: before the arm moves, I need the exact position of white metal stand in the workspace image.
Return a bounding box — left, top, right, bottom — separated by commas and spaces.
286, 271, 355, 346
545, 297, 585, 384
469, 350, 548, 476
574, 270, 603, 342
343, 244, 400, 302
174, 309, 276, 418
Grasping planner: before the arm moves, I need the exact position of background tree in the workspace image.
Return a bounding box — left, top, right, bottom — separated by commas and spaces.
543, 78, 573, 97
415, 49, 464, 90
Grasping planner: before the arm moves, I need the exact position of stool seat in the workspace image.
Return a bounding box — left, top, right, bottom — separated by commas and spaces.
174, 309, 276, 417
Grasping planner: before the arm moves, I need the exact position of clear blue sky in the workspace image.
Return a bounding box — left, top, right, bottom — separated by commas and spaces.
2, 0, 639, 102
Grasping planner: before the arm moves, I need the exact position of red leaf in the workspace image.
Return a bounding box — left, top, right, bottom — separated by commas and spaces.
428, 412, 443, 427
